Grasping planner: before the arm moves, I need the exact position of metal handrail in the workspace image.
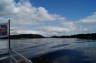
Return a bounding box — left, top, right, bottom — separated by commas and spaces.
11, 50, 33, 63
10, 55, 17, 63
0, 56, 9, 61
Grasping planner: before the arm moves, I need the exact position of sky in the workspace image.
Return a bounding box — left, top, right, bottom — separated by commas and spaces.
0, 0, 96, 36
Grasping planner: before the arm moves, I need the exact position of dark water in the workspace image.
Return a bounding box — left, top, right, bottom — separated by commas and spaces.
0, 38, 96, 63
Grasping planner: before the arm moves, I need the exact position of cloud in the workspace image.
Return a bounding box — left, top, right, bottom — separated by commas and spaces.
0, 0, 96, 36
15, 29, 63, 37
0, 0, 65, 23
62, 21, 75, 26
79, 12, 96, 26
80, 12, 96, 24
39, 26, 76, 32
60, 12, 96, 35
71, 12, 96, 34
0, 0, 17, 16
0, 0, 62, 21
34, 26, 79, 36
0, 0, 66, 35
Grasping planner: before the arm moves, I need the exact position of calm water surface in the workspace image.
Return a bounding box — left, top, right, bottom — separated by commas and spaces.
0, 38, 96, 63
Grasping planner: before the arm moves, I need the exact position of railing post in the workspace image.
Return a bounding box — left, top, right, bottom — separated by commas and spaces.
8, 19, 12, 63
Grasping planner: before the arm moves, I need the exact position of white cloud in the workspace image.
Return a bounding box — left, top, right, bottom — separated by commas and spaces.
0, 0, 66, 35
61, 21, 75, 26
12, 0, 65, 26
0, 17, 8, 23
39, 26, 73, 32
72, 12, 96, 34
16, 30, 42, 34
0, 0, 17, 16
0, 0, 96, 36
36, 26, 78, 36
80, 12, 96, 24
60, 12, 96, 35
0, 0, 65, 23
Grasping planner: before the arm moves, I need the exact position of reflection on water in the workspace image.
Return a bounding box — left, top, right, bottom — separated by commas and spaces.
0, 38, 96, 63
0, 40, 8, 54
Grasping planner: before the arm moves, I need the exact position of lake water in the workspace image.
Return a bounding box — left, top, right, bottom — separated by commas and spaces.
0, 38, 96, 63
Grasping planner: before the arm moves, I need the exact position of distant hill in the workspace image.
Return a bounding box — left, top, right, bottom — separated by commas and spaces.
70, 33, 96, 39
51, 33, 96, 39
0, 34, 45, 39
1, 33, 96, 39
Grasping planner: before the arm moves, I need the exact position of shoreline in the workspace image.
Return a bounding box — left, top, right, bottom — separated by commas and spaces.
0, 33, 96, 40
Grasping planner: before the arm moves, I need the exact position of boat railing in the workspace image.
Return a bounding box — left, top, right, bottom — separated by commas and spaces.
10, 50, 33, 63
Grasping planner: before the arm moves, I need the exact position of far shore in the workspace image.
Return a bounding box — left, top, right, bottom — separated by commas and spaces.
0, 33, 96, 40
